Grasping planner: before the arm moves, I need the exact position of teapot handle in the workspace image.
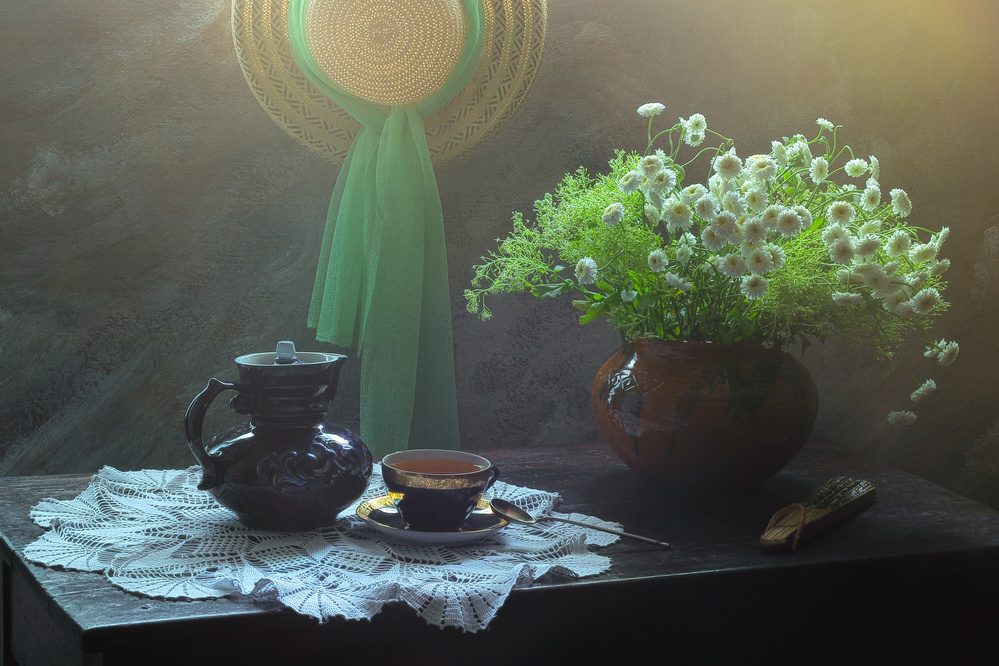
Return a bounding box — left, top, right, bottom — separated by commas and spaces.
184, 378, 253, 490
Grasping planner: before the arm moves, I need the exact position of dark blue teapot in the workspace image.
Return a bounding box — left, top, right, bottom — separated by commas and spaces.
185, 341, 371, 530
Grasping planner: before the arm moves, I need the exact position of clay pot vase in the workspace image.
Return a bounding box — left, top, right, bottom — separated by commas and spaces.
591, 338, 818, 492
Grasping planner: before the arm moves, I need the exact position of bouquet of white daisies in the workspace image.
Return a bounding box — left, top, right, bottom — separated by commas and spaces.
467, 103, 959, 424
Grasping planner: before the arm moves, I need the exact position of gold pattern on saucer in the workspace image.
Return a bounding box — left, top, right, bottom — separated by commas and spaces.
232, 0, 548, 167
357, 495, 508, 544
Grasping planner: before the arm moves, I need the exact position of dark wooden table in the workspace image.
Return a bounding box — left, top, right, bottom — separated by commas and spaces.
3, 436, 999, 665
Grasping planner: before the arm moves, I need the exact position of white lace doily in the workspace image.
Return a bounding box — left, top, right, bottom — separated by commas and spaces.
24, 464, 619, 631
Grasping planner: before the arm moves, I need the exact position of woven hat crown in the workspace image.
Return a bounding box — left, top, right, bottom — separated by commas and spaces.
233, 0, 546, 166
305, 0, 466, 106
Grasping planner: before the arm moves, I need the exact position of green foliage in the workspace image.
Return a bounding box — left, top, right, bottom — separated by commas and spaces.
466, 107, 958, 422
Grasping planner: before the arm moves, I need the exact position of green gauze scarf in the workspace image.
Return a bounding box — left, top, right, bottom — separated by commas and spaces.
287, 1, 483, 457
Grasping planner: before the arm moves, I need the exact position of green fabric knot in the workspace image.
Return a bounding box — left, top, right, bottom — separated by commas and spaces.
287, 0, 484, 456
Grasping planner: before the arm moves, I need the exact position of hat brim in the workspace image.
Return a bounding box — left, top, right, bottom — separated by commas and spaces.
232, 0, 547, 168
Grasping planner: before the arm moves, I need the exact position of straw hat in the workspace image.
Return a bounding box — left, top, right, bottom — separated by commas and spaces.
232, 0, 547, 167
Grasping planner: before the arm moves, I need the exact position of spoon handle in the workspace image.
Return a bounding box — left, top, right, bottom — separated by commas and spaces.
544, 516, 671, 549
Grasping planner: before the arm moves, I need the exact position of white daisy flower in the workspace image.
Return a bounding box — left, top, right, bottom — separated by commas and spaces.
649, 169, 677, 195
760, 205, 781, 231
685, 130, 705, 148
883, 261, 900, 276
909, 242, 938, 264
934, 226, 950, 249
796, 138, 813, 166
809, 156, 829, 184
816, 117, 835, 131
832, 291, 863, 306
712, 211, 738, 240
890, 188, 913, 217
640, 153, 665, 175
887, 410, 917, 426
722, 191, 747, 217
664, 272, 693, 291
664, 198, 693, 232
674, 243, 692, 266
621, 289, 638, 303
744, 188, 769, 214
826, 201, 856, 224
643, 205, 661, 225
822, 223, 850, 247
708, 173, 727, 199
618, 170, 642, 194
906, 273, 924, 292
720, 253, 746, 278
638, 102, 665, 118
882, 289, 908, 313
739, 239, 762, 256
885, 230, 911, 258
855, 234, 881, 260
862, 266, 893, 295
793, 205, 813, 230
741, 217, 768, 245
713, 151, 743, 180
680, 184, 708, 205
937, 340, 959, 366
679, 231, 698, 247
768, 244, 787, 271
910, 287, 940, 314
852, 262, 878, 277
828, 237, 856, 264
575, 257, 598, 284
700, 225, 726, 252
643, 185, 666, 210
694, 194, 719, 221
771, 140, 788, 168
682, 113, 707, 134
928, 258, 951, 278
859, 219, 882, 235
785, 140, 801, 164
894, 300, 915, 318
910, 379, 937, 404
746, 154, 778, 182
869, 155, 880, 180
647, 248, 669, 272
861, 185, 881, 212
746, 246, 774, 275
602, 202, 625, 226
776, 208, 803, 237
844, 158, 868, 178
740, 274, 768, 300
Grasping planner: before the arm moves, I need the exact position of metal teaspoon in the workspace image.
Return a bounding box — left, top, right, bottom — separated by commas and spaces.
489, 498, 671, 549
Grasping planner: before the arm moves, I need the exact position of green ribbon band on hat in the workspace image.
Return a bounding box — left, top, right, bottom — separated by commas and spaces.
287, 0, 483, 457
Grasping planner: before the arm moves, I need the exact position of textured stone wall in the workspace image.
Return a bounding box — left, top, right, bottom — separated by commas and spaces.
2, 0, 998, 506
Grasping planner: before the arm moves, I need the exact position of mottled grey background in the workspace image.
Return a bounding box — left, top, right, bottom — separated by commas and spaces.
2, 0, 998, 506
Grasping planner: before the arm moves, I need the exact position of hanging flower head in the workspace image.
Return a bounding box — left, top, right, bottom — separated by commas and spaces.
575, 257, 598, 285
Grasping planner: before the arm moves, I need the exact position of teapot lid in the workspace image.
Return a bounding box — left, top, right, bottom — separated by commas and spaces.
235, 341, 343, 367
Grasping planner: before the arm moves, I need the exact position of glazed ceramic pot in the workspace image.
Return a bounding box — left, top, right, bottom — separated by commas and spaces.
591, 338, 818, 492
185, 341, 372, 530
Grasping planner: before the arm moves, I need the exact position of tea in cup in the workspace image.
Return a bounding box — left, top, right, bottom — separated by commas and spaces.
381, 450, 499, 532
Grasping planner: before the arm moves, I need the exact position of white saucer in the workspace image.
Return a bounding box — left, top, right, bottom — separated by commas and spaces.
356, 495, 508, 546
